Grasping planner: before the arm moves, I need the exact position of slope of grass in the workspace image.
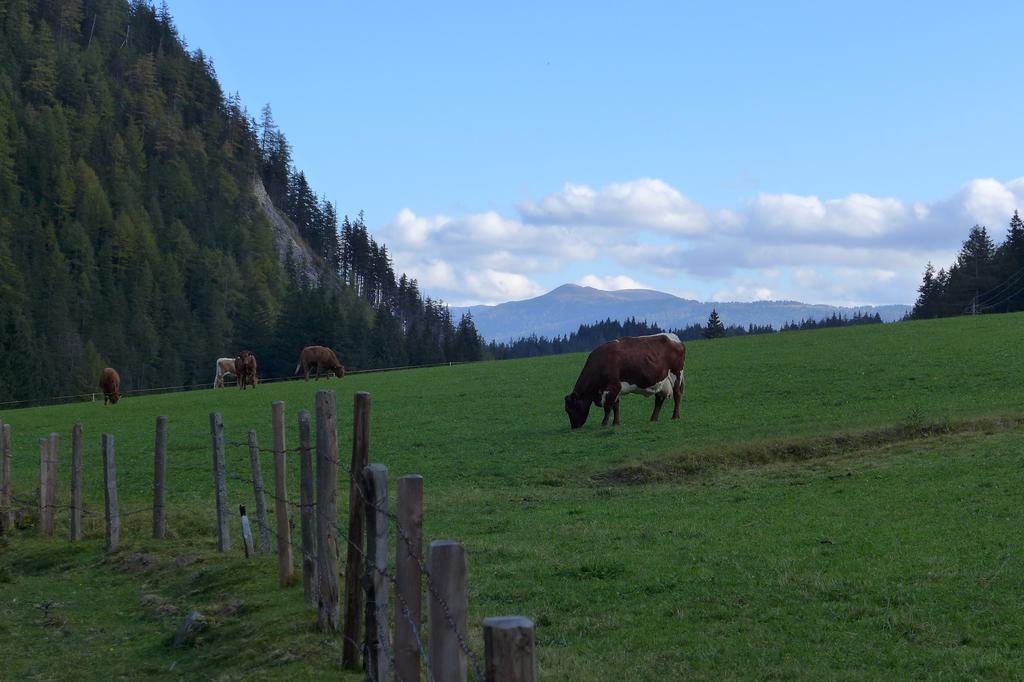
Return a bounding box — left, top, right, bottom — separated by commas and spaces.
1, 313, 1023, 679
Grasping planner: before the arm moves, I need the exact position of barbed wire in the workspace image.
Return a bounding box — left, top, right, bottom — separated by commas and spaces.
2, 417, 484, 681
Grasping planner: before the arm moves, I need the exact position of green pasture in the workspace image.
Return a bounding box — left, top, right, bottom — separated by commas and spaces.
1, 313, 1023, 679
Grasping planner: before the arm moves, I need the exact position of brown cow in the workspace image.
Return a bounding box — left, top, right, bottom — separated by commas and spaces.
295, 345, 345, 381
99, 367, 121, 405
564, 333, 685, 429
234, 351, 257, 390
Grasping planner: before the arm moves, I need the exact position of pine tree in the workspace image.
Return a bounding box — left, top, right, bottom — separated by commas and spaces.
950, 225, 997, 313
994, 210, 1024, 312
912, 262, 939, 319
703, 309, 726, 339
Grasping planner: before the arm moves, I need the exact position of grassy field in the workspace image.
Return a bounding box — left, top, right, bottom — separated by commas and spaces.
2, 313, 1024, 679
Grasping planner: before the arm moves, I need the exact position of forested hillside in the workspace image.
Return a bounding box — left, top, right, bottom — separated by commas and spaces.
911, 212, 1024, 318
0, 0, 482, 402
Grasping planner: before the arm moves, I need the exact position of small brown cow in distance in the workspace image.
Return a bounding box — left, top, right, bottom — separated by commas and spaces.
234, 351, 257, 390
564, 333, 685, 429
99, 367, 121, 405
295, 346, 345, 381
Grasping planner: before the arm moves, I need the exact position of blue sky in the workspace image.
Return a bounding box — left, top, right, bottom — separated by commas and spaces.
169, 1, 1024, 306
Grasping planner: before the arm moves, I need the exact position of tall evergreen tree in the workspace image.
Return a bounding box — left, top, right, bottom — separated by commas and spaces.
703, 309, 726, 339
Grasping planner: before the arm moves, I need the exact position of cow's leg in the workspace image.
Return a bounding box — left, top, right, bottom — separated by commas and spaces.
601, 385, 621, 426
650, 393, 666, 421
671, 370, 683, 420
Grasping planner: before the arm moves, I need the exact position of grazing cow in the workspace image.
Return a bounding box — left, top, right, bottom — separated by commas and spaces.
234, 351, 258, 390
99, 367, 121, 405
295, 345, 345, 381
564, 333, 686, 429
214, 357, 237, 388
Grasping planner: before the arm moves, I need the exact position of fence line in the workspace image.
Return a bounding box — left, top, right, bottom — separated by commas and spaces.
0, 392, 534, 681
0, 359, 474, 410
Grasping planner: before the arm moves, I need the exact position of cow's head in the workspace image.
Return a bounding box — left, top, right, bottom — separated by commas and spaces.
564, 392, 590, 429
109, 392, 121, 404
334, 364, 346, 379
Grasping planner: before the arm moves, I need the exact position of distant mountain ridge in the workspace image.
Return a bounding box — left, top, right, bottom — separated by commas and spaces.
453, 284, 911, 341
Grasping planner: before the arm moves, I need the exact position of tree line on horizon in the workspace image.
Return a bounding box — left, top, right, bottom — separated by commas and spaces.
911, 211, 1024, 319
488, 310, 884, 359
0, 0, 483, 402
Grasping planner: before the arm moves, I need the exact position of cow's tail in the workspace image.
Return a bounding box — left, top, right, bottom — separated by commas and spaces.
295, 362, 302, 375
678, 369, 686, 398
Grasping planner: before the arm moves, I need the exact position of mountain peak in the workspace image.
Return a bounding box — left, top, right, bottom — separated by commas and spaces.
453, 283, 910, 341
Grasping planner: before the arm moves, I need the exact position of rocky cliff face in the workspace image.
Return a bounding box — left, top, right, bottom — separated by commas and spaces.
252, 178, 336, 288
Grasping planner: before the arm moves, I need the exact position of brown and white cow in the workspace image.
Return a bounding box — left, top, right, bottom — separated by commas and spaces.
295, 345, 345, 381
99, 367, 121, 405
234, 351, 257, 390
564, 333, 685, 429
214, 357, 237, 388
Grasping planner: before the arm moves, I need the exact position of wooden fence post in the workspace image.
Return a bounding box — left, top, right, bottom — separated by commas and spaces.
395, 475, 424, 682
102, 434, 119, 553
246, 430, 271, 553
483, 617, 536, 682
47, 433, 59, 528
428, 540, 469, 682
343, 391, 371, 669
315, 391, 340, 631
298, 409, 317, 604
210, 412, 230, 552
38, 437, 52, 537
71, 423, 83, 542
153, 416, 168, 539
0, 423, 11, 535
272, 401, 294, 586
363, 463, 390, 682
0, 419, 3, 511
239, 504, 255, 558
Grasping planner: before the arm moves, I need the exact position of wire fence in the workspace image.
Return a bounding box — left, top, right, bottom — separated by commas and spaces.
0, 359, 474, 410
0, 399, 520, 681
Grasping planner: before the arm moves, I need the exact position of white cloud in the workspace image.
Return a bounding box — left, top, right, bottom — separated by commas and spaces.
520, 178, 711, 235
406, 258, 456, 289
378, 176, 1024, 307
577, 274, 649, 290
463, 270, 546, 303
712, 285, 775, 302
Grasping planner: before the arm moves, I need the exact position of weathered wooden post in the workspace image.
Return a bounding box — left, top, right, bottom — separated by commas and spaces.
70, 423, 83, 541
239, 504, 255, 558
429, 540, 469, 682
47, 433, 59, 524
246, 430, 271, 553
315, 391, 340, 630
210, 412, 230, 552
395, 475, 424, 682
1, 422, 12, 535
38, 437, 52, 537
102, 434, 119, 553
343, 391, 371, 669
484, 617, 536, 682
153, 416, 168, 539
298, 409, 317, 604
272, 401, 294, 586
363, 463, 390, 682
